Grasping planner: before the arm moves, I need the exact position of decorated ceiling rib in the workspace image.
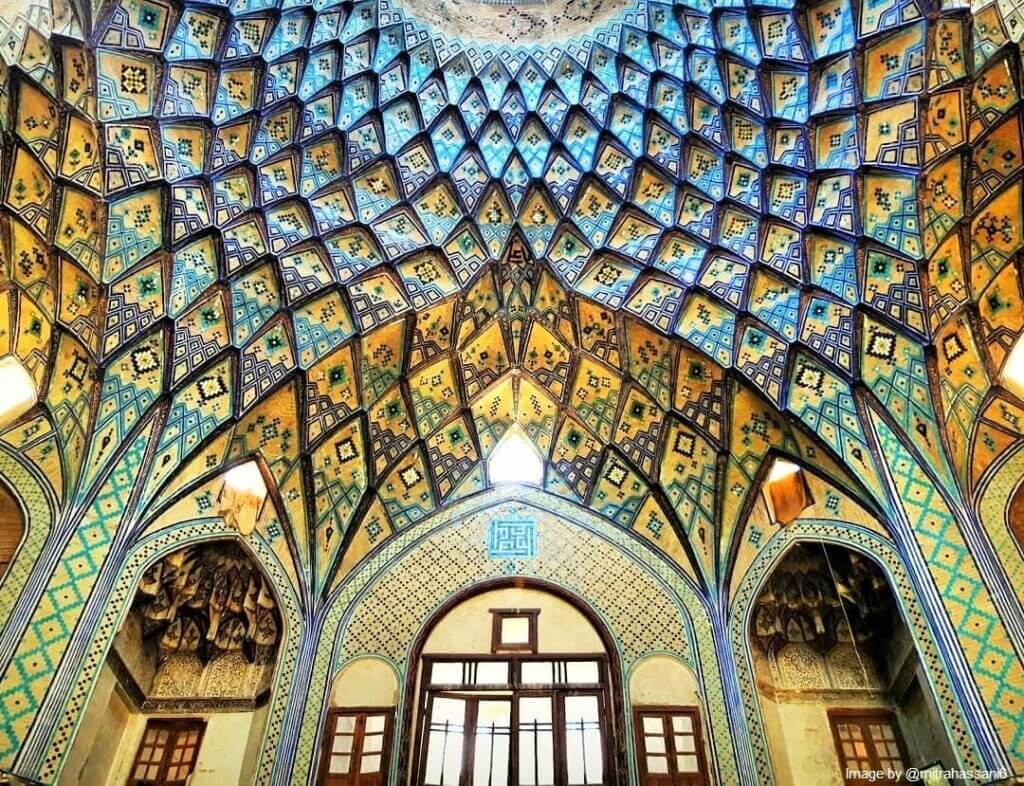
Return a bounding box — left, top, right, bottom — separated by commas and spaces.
0, 0, 1021, 597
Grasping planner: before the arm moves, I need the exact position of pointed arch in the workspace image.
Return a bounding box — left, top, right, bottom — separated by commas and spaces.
17, 519, 304, 786
727, 520, 991, 785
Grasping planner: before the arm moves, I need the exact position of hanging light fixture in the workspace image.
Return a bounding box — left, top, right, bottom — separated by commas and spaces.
764, 458, 811, 525
217, 460, 268, 536
0, 355, 38, 430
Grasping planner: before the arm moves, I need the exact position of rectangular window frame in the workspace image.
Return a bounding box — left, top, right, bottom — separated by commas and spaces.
490, 609, 540, 653
632, 706, 709, 786
317, 706, 395, 786
827, 708, 910, 786
128, 718, 206, 786
414, 654, 614, 786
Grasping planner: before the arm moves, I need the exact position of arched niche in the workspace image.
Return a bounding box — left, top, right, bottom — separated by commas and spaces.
0, 445, 56, 635
398, 580, 627, 786
0, 479, 25, 579
628, 656, 712, 784
729, 522, 984, 786
331, 657, 400, 709
53, 527, 300, 786
628, 655, 701, 708
296, 489, 737, 786
976, 445, 1024, 613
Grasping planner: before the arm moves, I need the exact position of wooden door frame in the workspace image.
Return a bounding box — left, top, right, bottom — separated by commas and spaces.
317, 706, 396, 786
631, 705, 710, 786
400, 578, 628, 786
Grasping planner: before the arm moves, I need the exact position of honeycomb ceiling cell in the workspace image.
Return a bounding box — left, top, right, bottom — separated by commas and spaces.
1, 0, 994, 599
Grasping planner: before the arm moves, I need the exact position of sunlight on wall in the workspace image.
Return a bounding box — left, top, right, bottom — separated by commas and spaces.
0, 355, 37, 430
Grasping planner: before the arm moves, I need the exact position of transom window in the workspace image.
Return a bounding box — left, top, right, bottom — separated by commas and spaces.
491, 610, 540, 653
129, 719, 205, 786
318, 708, 393, 786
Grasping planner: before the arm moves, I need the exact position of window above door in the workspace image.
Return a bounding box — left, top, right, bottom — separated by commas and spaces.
491, 609, 540, 653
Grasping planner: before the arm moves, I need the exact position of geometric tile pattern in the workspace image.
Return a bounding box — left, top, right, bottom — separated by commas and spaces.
1, 0, 1024, 778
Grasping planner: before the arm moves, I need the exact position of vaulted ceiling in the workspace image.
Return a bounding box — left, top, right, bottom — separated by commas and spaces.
1, 0, 1022, 600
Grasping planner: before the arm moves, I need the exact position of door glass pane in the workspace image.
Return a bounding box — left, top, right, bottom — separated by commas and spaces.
473, 700, 511, 786
366, 714, 386, 734
676, 754, 699, 773
425, 697, 466, 786
564, 695, 602, 785
518, 697, 554, 786
641, 716, 663, 735
364, 734, 384, 753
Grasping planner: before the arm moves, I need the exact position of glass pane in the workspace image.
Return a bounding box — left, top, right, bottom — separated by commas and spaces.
518, 697, 554, 786
425, 698, 466, 786
366, 715, 386, 733
500, 616, 531, 644
564, 696, 602, 785
675, 734, 695, 753
473, 701, 511, 786
672, 715, 693, 734
677, 754, 699, 773
475, 661, 510, 684
520, 661, 553, 684
520, 696, 552, 723
431, 662, 464, 684
333, 735, 354, 754
642, 716, 663, 735
364, 734, 383, 753
645, 735, 665, 754
360, 754, 382, 774
646, 755, 668, 774
329, 754, 351, 774
564, 661, 599, 684
336, 715, 357, 733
